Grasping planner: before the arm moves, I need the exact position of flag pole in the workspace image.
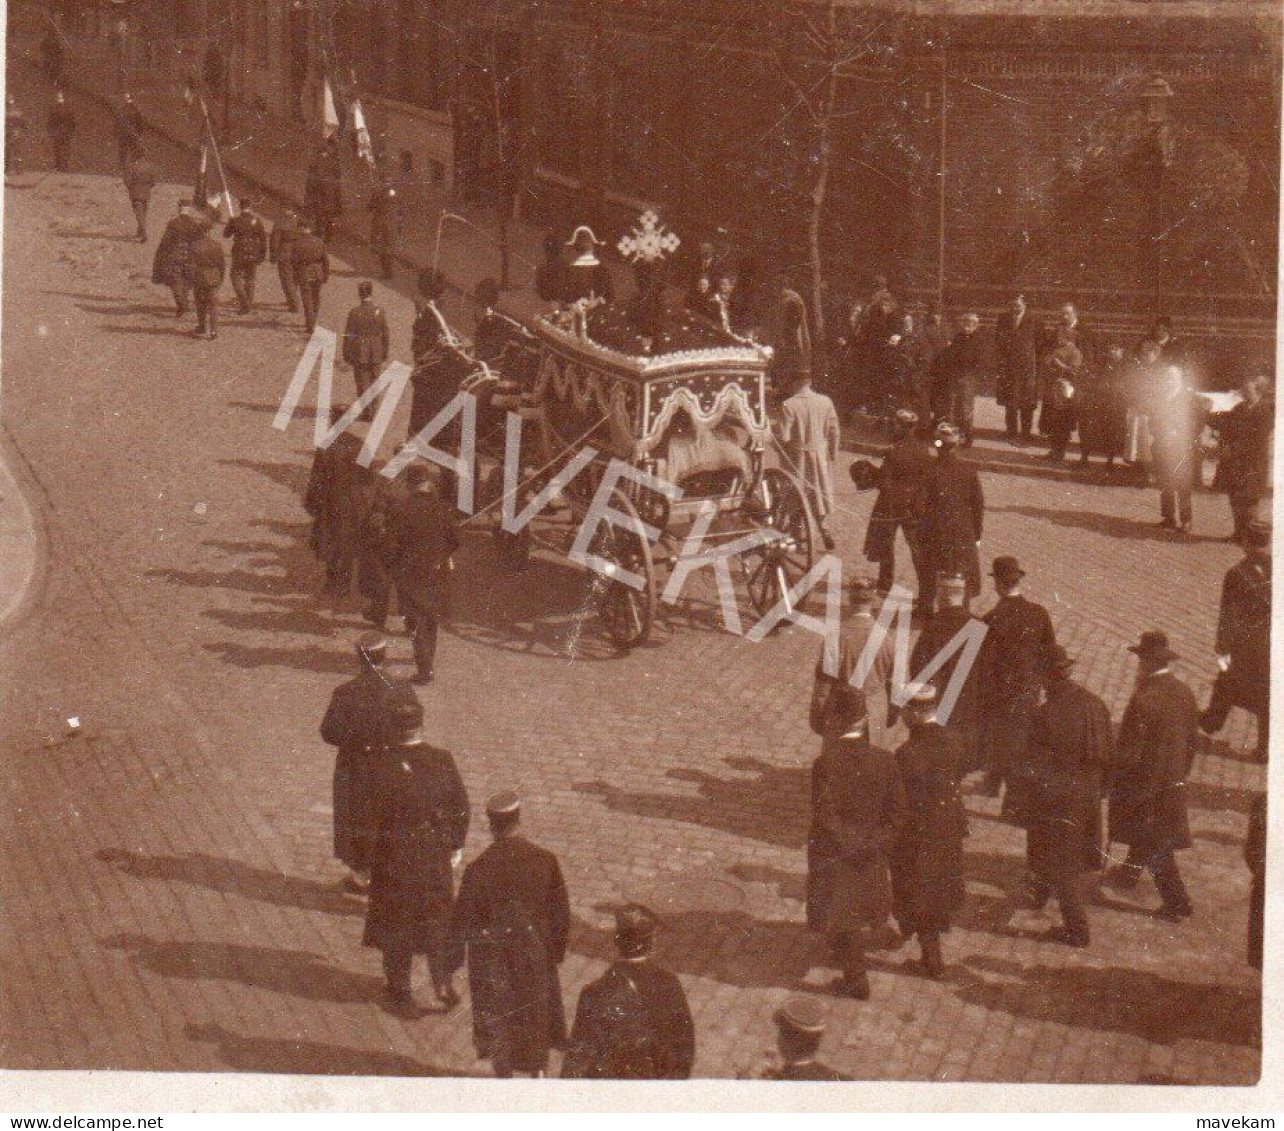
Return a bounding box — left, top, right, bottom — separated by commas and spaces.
197, 92, 235, 219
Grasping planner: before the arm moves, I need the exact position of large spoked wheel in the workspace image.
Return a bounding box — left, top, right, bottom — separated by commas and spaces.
589, 488, 656, 651
742, 467, 818, 617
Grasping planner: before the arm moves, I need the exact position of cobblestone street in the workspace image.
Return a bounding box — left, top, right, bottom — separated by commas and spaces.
0, 72, 1265, 1089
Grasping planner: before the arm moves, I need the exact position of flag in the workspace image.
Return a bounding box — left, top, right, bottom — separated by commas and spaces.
351, 98, 375, 167
320, 77, 340, 139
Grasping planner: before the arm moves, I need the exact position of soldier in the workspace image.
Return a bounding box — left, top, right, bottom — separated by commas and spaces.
268, 209, 302, 312
113, 92, 145, 166
304, 138, 343, 241
363, 692, 470, 1018
1201, 518, 1272, 762
993, 293, 1039, 442
807, 700, 907, 1000
562, 904, 696, 1079
222, 198, 268, 314
305, 412, 371, 599
453, 793, 571, 1078
391, 465, 458, 684
976, 556, 1058, 800
1021, 646, 1113, 948
342, 281, 390, 421
188, 224, 226, 340
760, 998, 848, 1080
357, 465, 411, 631
291, 220, 330, 335
860, 408, 934, 599
909, 575, 984, 773
320, 633, 394, 893
368, 178, 400, 279
778, 368, 841, 551
151, 202, 205, 317
888, 684, 967, 978
122, 150, 158, 242
46, 90, 76, 173
918, 422, 984, 613
810, 578, 897, 749
1107, 630, 1199, 921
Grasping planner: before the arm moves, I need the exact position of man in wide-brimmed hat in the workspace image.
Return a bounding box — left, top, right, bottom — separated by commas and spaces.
1107, 630, 1200, 920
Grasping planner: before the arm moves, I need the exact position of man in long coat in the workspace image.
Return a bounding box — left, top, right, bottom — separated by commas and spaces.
1214, 375, 1273, 543
268, 210, 302, 312
1108, 630, 1199, 920
357, 466, 411, 631
930, 313, 983, 446
152, 202, 206, 316
320, 632, 396, 892
304, 412, 371, 598
1149, 365, 1208, 532
391, 466, 459, 684
918, 422, 984, 612
222, 197, 268, 314
769, 279, 812, 400
304, 139, 343, 241
861, 409, 933, 598
1020, 646, 1113, 947
1201, 518, 1272, 761
976, 556, 1058, 800
777, 371, 840, 552
363, 692, 470, 1017
910, 574, 984, 771
454, 793, 571, 1078
342, 280, 391, 419
993, 294, 1039, 441
807, 699, 908, 1000
562, 904, 696, 1079
889, 684, 967, 978
810, 579, 897, 749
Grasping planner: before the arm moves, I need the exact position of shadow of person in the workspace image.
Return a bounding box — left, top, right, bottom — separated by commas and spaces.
97, 848, 364, 918
991, 503, 1225, 545
184, 1023, 455, 1076
102, 934, 383, 1004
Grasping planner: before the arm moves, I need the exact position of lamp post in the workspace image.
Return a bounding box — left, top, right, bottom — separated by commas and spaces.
1140, 74, 1175, 316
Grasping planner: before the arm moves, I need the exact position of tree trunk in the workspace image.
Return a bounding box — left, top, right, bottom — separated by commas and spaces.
807, 2, 839, 382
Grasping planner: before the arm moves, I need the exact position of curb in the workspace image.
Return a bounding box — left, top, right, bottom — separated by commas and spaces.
0, 427, 45, 638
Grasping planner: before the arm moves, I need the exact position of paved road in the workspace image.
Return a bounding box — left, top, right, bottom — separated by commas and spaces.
0, 70, 1264, 1085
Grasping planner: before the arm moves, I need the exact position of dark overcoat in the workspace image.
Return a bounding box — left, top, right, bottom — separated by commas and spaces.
863, 436, 934, 562
910, 609, 985, 771
920, 454, 984, 597
392, 490, 459, 616
562, 960, 696, 1079
223, 211, 268, 266
806, 737, 907, 935
320, 668, 387, 869
342, 302, 391, 368
1215, 398, 1273, 502
1109, 672, 1199, 853
812, 616, 896, 749
1216, 552, 1272, 717
291, 232, 330, 285
151, 212, 204, 285
187, 234, 226, 290
993, 310, 1039, 409
889, 725, 967, 936
453, 835, 571, 1075
306, 432, 371, 576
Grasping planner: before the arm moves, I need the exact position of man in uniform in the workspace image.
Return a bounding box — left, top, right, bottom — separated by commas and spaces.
562, 904, 696, 1079
368, 177, 400, 279
291, 219, 330, 334
860, 408, 933, 599
187, 223, 226, 339
976, 556, 1058, 800
993, 293, 1039, 442
304, 138, 343, 241
930, 312, 983, 446
778, 368, 841, 551
305, 411, 373, 599
888, 684, 966, 978
761, 998, 848, 1080
453, 793, 571, 1078
918, 422, 984, 613
122, 149, 158, 242
908, 575, 984, 773
342, 281, 391, 420
807, 700, 907, 1000
268, 209, 302, 312
222, 197, 268, 314
320, 633, 395, 893
391, 466, 458, 685
1021, 646, 1113, 948
152, 202, 205, 316
46, 90, 76, 172
1201, 518, 1272, 762
1107, 631, 1199, 921
810, 578, 897, 749
362, 692, 470, 1017
357, 463, 412, 631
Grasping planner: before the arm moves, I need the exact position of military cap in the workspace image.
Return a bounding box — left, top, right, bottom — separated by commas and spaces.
990, 555, 1025, 583
934, 421, 960, 447
356, 632, 387, 660
614, 902, 657, 949
485, 791, 521, 818
1128, 629, 1177, 665
774, 996, 826, 1037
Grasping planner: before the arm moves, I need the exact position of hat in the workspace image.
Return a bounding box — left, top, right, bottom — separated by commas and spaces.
356, 632, 387, 660
565, 224, 601, 250
1243, 518, 1272, 549
1128, 630, 1178, 665
485, 791, 521, 819
358, 280, 374, 299
614, 903, 657, 953
934, 421, 960, 448
991, 556, 1024, 584
848, 459, 879, 491
775, 997, 826, 1037
1046, 645, 1074, 674
895, 408, 919, 426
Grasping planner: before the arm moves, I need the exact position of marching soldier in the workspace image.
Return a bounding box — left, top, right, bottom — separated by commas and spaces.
918, 422, 984, 613
810, 579, 897, 749
122, 150, 158, 242
1107, 630, 1199, 921
1021, 646, 1113, 948
454, 793, 571, 1078
1201, 518, 1271, 761
46, 90, 76, 172
363, 692, 470, 1018
976, 556, 1058, 801
342, 281, 390, 420
807, 699, 907, 1001
778, 368, 841, 551
909, 575, 984, 773
268, 209, 302, 312
291, 219, 330, 335
368, 178, 400, 279
188, 224, 226, 340
390, 465, 458, 684
320, 632, 395, 893
222, 198, 268, 314
859, 408, 934, 600
761, 998, 848, 1080
562, 904, 696, 1079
